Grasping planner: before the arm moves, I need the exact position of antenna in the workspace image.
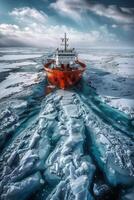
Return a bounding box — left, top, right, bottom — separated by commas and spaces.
61, 33, 69, 51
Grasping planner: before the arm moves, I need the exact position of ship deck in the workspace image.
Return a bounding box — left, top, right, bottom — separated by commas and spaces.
45, 60, 86, 71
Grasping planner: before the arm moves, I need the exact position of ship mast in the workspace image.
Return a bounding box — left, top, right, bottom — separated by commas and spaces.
61, 33, 69, 52
65, 33, 67, 51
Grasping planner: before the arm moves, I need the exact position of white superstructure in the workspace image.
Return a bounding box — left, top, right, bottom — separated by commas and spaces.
55, 33, 77, 66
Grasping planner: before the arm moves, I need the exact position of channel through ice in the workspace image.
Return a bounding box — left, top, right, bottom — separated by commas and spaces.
0, 48, 134, 200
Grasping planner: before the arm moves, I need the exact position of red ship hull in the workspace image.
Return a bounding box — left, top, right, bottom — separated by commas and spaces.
44, 60, 86, 89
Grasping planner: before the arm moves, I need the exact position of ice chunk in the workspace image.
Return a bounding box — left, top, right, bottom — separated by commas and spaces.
63, 104, 80, 118
41, 103, 57, 120
38, 137, 51, 161
0, 72, 38, 99
4, 172, 43, 200
44, 168, 61, 185
70, 175, 94, 200
7, 151, 18, 166
0, 54, 42, 61
10, 150, 39, 182
29, 132, 40, 148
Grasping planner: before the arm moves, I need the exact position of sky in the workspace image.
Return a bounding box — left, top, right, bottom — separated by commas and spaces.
0, 0, 134, 48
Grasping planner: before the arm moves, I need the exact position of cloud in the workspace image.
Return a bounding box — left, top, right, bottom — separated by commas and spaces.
50, 0, 83, 20
0, 21, 119, 48
50, 0, 134, 24
0, 6, 127, 48
9, 7, 48, 24
87, 4, 134, 24
112, 24, 118, 28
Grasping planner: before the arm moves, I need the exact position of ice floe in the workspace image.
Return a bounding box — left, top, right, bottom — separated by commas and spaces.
0, 48, 134, 200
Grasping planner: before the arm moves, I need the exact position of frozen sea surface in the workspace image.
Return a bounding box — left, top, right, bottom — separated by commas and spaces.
79, 49, 134, 117
0, 48, 134, 200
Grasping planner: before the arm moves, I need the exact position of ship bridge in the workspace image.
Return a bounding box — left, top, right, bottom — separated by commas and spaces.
55, 33, 77, 66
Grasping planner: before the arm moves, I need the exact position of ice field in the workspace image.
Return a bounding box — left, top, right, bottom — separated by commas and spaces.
0, 48, 134, 200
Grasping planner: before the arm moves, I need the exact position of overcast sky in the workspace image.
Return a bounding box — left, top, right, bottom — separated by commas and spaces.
0, 0, 134, 48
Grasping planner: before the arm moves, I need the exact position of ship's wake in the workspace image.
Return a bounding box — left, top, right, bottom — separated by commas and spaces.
0, 48, 134, 200
0, 79, 134, 200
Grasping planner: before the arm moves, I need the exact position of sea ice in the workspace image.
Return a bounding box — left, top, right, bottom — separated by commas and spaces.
0, 48, 134, 200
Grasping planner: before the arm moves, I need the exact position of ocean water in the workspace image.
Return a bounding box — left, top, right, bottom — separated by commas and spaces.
0, 47, 134, 200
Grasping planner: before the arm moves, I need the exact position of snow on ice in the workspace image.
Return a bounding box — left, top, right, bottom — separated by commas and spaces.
0, 48, 134, 200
